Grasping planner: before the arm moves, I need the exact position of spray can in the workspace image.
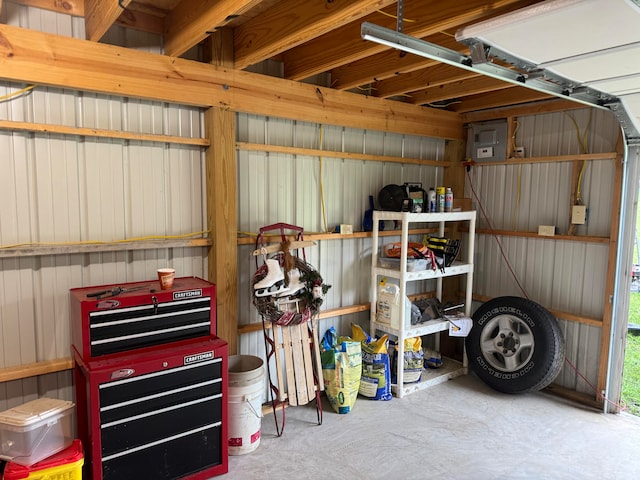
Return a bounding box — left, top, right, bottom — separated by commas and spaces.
436, 187, 445, 212
428, 187, 436, 213
445, 187, 453, 212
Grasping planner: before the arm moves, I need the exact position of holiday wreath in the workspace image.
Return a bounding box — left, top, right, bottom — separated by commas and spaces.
252, 251, 331, 326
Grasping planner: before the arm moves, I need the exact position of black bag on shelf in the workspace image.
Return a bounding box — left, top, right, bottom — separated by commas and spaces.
378, 183, 427, 212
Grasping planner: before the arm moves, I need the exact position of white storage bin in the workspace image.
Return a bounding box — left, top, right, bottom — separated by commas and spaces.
0, 398, 74, 466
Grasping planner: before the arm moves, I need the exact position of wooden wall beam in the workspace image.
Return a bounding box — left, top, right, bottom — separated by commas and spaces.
206, 106, 237, 354
237, 142, 451, 167
206, 29, 238, 355
0, 119, 209, 146
7, 0, 84, 16
596, 134, 625, 407
0, 358, 73, 383
0, 24, 463, 140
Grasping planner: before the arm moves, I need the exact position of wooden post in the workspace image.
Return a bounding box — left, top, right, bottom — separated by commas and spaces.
505, 116, 516, 160
596, 134, 625, 408
443, 139, 467, 217
206, 29, 238, 354
441, 138, 467, 360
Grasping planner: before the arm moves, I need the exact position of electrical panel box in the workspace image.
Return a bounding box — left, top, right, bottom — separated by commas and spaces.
571, 205, 587, 224
466, 120, 508, 162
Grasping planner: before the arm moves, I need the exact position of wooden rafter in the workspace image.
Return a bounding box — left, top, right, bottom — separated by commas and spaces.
233, 0, 397, 70
410, 76, 514, 106
450, 88, 554, 113
374, 64, 481, 99
330, 33, 462, 91
85, 0, 132, 42
283, 0, 539, 81
116, 6, 164, 34
163, 0, 260, 58
461, 98, 585, 123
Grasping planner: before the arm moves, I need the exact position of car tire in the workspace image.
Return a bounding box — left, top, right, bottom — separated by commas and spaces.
465, 296, 565, 394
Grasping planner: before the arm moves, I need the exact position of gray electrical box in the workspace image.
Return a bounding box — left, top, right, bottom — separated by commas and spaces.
466, 120, 508, 162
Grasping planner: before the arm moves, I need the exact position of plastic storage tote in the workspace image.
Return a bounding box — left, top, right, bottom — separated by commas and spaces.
0, 398, 74, 466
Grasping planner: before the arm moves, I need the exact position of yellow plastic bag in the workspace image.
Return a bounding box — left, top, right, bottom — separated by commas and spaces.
352, 324, 392, 401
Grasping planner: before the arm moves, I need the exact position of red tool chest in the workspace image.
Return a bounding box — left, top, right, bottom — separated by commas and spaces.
70, 277, 217, 361
71, 277, 228, 480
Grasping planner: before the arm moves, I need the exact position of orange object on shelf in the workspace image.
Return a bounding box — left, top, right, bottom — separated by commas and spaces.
384, 242, 428, 258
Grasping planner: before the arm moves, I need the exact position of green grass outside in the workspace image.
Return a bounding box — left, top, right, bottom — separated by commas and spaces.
622, 290, 640, 416
620, 194, 640, 415
622, 324, 640, 416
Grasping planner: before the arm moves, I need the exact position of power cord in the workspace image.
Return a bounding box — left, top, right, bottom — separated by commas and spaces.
0, 84, 36, 102
466, 169, 529, 299
317, 125, 329, 233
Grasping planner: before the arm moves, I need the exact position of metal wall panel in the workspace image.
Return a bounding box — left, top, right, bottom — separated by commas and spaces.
237, 115, 446, 234
0, 5, 207, 409
467, 107, 620, 394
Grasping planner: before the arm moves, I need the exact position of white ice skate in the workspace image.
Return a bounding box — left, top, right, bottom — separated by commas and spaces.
277, 268, 305, 298
254, 259, 289, 297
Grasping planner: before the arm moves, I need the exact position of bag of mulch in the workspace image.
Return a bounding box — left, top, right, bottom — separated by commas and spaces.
351, 324, 392, 401
423, 348, 443, 368
390, 336, 425, 384
320, 326, 362, 414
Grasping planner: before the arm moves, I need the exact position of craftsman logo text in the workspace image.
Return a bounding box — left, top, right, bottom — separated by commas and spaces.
184, 351, 214, 365
173, 289, 203, 300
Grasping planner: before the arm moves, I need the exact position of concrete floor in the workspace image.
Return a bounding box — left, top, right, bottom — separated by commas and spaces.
226, 374, 640, 480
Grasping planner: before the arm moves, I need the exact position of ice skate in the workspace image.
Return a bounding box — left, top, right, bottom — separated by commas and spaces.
254, 259, 289, 297
277, 268, 305, 298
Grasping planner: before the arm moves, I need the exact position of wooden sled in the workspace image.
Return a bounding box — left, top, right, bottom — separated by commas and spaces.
254, 223, 324, 436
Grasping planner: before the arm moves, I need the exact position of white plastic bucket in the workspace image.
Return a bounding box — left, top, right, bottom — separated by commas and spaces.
228, 355, 265, 455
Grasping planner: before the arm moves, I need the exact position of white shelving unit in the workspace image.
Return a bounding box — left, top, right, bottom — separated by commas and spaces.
370, 210, 476, 398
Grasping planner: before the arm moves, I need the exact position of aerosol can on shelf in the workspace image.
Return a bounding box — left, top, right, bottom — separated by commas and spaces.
436, 187, 445, 212
428, 187, 436, 212
445, 187, 453, 212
